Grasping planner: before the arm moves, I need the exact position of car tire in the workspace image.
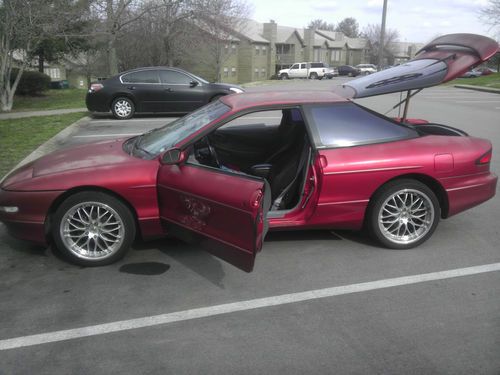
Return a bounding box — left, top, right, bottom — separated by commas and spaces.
111, 97, 135, 120
52, 191, 136, 266
280, 74, 289, 80
366, 179, 440, 249
309, 72, 318, 80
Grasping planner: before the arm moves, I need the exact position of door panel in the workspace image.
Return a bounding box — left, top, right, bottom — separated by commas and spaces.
157, 163, 270, 272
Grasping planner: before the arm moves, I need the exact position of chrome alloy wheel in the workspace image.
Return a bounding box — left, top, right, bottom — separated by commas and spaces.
60, 202, 125, 261
377, 189, 434, 245
114, 99, 132, 118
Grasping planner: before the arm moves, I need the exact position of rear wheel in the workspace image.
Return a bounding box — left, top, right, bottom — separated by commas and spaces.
309, 72, 318, 80
367, 179, 440, 249
111, 97, 135, 119
52, 191, 136, 266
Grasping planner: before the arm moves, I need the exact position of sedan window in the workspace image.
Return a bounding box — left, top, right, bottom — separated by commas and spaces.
159, 70, 193, 85
305, 103, 417, 148
121, 70, 160, 84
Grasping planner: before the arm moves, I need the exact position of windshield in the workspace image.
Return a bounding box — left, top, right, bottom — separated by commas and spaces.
136, 101, 230, 156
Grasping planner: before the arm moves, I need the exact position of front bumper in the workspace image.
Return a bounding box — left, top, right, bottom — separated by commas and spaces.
0, 189, 63, 245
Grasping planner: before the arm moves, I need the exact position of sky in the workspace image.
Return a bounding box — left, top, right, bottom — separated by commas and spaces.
248, 0, 498, 43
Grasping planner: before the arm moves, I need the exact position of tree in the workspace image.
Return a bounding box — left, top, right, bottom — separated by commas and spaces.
336, 17, 359, 38
116, 0, 195, 69
362, 24, 399, 66
0, 0, 87, 111
89, 0, 159, 76
480, 0, 500, 35
192, 0, 250, 81
308, 19, 334, 31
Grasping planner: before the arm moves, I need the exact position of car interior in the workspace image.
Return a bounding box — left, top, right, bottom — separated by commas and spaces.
188, 108, 312, 212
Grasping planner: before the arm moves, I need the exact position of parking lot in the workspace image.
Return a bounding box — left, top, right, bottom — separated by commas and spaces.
1, 79, 499, 374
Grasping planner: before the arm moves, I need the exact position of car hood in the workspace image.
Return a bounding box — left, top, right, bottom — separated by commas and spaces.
209, 82, 244, 92
339, 33, 499, 98
1, 139, 158, 191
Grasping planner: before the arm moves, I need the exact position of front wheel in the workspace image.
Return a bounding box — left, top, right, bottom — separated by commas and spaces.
367, 179, 440, 249
52, 191, 136, 266
111, 97, 135, 119
280, 73, 289, 80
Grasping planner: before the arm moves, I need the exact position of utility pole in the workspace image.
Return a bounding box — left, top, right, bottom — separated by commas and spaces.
378, 0, 388, 70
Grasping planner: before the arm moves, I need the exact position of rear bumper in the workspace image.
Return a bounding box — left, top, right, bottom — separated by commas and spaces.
86, 92, 110, 112
443, 172, 497, 217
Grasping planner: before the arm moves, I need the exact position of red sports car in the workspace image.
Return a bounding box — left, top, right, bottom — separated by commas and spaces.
0, 34, 498, 272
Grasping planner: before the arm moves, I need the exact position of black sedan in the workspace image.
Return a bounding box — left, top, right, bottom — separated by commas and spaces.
337, 65, 361, 77
86, 67, 244, 119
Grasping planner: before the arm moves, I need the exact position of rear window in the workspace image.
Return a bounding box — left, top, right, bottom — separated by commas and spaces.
121, 70, 159, 84
304, 103, 417, 148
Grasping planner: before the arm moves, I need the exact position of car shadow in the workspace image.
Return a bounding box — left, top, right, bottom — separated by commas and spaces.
265, 229, 343, 242
133, 237, 227, 288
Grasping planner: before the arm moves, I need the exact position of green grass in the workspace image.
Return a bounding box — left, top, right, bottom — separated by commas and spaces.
10, 89, 86, 112
450, 73, 500, 89
0, 112, 85, 178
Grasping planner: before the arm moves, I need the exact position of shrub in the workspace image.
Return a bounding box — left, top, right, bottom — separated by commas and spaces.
10, 68, 51, 96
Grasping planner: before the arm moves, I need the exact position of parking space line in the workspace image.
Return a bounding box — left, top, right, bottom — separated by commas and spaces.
454, 100, 500, 103
1, 262, 499, 351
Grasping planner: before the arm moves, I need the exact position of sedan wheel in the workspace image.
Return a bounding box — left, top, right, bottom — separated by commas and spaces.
52, 192, 136, 266
368, 180, 440, 249
112, 97, 135, 119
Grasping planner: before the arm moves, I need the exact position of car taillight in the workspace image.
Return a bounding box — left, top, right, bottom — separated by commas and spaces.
89, 83, 103, 93
476, 149, 492, 165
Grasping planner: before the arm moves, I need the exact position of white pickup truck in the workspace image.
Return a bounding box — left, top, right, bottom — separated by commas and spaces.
278, 62, 335, 80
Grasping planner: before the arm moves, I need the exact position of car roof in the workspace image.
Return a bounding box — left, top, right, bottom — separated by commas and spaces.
221, 91, 348, 110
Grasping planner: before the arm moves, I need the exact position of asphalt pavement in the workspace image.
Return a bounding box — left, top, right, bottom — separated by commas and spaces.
1, 78, 499, 374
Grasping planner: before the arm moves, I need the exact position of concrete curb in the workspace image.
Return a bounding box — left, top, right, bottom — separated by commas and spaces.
454, 84, 500, 94
0, 108, 88, 120
12, 116, 91, 171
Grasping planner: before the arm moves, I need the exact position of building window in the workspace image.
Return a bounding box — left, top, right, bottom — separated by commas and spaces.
256, 45, 261, 55
261, 68, 266, 78
262, 46, 267, 56
331, 50, 341, 62
46, 68, 61, 79
276, 44, 292, 54
223, 67, 229, 77
254, 68, 259, 78
231, 67, 236, 77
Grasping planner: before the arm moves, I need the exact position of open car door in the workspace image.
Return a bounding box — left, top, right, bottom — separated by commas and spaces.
339, 33, 499, 98
157, 160, 271, 272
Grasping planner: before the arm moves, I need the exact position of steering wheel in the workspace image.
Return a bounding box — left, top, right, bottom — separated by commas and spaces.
205, 135, 220, 168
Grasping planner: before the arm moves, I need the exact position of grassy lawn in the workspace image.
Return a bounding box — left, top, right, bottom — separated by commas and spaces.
10, 88, 86, 112
0, 112, 85, 178
451, 73, 500, 89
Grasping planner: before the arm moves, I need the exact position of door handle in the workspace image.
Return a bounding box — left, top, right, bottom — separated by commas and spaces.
127, 86, 136, 90
164, 88, 173, 92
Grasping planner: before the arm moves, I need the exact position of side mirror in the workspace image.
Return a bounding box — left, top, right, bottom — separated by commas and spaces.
161, 148, 186, 165
189, 80, 199, 88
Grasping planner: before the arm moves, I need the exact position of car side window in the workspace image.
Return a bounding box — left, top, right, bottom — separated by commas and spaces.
300, 64, 306, 69
305, 103, 417, 148
159, 70, 193, 85
290, 64, 299, 70
121, 70, 160, 84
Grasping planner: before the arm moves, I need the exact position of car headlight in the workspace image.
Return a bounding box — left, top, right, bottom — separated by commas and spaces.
229, 87, 244, 94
